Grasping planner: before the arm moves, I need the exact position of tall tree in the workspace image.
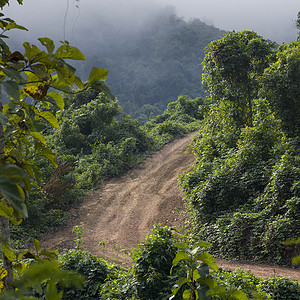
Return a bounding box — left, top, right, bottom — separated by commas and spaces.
202, 30, 275, 127
260, 41, 300, 137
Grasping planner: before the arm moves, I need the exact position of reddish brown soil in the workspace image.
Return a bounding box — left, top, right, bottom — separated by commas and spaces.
41, 132, 300, 282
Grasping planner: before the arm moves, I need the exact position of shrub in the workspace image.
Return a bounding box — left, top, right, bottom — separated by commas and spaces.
58, 249, 108, 300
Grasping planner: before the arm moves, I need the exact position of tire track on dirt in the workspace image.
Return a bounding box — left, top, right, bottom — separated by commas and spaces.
41, 132, 300, 281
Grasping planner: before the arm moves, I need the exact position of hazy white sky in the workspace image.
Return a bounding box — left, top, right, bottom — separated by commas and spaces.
3, 0, 300, 44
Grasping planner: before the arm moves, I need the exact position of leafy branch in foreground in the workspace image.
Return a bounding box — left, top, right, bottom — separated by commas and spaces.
0, 3, 113, 294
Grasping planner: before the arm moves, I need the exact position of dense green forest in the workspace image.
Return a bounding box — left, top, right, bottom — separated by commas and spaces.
0, 0, 299, 298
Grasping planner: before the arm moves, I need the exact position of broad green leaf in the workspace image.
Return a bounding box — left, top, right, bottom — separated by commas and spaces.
197, 252, 218, 272
203, 276, 218, 289
38, 38, 55, 54
0, 111, 8, 124
34, 239, 41, 254
54, 45, 86, 60
23, 42, 41, 61
193, 269, 201, 282
197, 263, 209, 279
0, 164, 27, 180
5, 22, 27, 31
51, 76, 73, 93
206, 285, 227, 297
40, 148, 57, 167
4, 80, 20, 99
88, 67, 108, 84
194, 241, 212, 249
74, 76, 84, 89
0, 202, 19, 225
29, 131, 47, 145
30, 64, 48, 79
172, 251, 190, 267
39, 111, 59, 128
46, 92, 64, 110
2, 244, 16, 261
230, 290, 248, 300
97, 80, 115, 101
176, 278, 189, 290
2, 67, 23, 82
39, 249, 59, 259
0, 182, 27, 217
182, 289, 194, 300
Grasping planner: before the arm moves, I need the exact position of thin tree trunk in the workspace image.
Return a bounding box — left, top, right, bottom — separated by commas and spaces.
0, 86, 14, 291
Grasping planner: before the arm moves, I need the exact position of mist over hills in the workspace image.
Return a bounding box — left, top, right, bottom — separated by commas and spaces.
75, 12, 226, 120
6, 3, 225, 120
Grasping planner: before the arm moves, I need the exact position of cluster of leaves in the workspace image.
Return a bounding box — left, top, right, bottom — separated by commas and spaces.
58, 249, 108, 300
180, 31, 300, 265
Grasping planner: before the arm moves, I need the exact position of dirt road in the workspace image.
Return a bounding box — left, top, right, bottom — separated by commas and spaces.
41, 132, 300, 281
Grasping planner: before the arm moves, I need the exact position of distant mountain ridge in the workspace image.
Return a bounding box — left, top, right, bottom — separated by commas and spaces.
81, 13, 226, 120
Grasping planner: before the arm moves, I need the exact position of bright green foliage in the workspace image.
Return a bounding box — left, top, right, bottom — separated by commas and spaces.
180, 97, 300, 264
0, 261, 84, 300
58, 249, 108, 300
260, 41, 300, 136
145, 96, 204, 147
131, 225, 179, 300
202, 30, 275, 126
0, 2, 111, 295
170, 241, 250, 300
215, 269, 300, 299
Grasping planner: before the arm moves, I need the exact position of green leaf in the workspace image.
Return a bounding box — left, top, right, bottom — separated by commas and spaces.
2, 244, 16, 261
30, 64, 48, 79
230, 290, 248, 300
0, 111, 9, 125
54, 45, 86, 60
0, 202, 20, 225
0, 164, 27, 180
5, 22, 27, 31
39, 111, 59, 128
197, 263, 209, 279
88, 67, 108, 84
47, 92, 64, 110
172, 251, 190, 267
4, 80, 20, 99
23, 42, 42, 61
74, 76, 84, 89
182, 289, 193, 300
0, 182, 27, 217
38, 38, 55, 55
197, 252, 218, 272
2, 67, 24, 82
193, 269, 201, 281
29, 131, 47, 145
50, 76, 73, 93
34, 239, 41, 254
39, 147, 57, 167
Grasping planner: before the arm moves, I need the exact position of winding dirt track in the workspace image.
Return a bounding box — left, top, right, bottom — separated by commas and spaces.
41, 132, 300, 281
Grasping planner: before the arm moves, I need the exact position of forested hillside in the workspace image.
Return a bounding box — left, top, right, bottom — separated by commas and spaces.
180, 31, 300, 266
79, 13, 225, 122
0, 0, 300, 298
